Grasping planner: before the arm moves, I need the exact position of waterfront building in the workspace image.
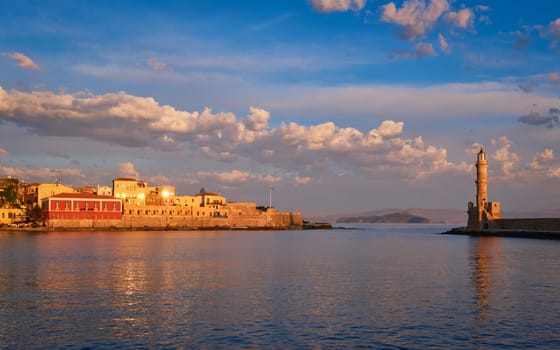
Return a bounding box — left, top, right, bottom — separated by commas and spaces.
112, 178, 148, 205
0, 207, 25, 225
42, 193, 122, 228
96, 185, 112, 196
24, 182, 76, 208
146, 185, 176, 205
17, 175, 303, 229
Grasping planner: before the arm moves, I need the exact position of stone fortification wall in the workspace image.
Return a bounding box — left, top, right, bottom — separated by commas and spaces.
44, 203, 302, 229
45, 219, 122, 229
489, 218, 560, 232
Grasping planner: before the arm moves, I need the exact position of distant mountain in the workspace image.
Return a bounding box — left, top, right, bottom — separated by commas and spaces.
336, 211, 430, 224
304, 208, 467, 224
305, 208, 560, 225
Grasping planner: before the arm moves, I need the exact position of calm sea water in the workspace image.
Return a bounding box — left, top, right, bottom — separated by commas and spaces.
1, 224, 559, 349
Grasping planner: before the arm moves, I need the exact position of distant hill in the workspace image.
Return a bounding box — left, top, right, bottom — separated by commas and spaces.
336, 211, 430, 224
305, 208, 560, 225
304, 208, 467, 224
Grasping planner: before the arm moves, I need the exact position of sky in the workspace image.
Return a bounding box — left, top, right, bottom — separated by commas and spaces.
1, 0, 559, 216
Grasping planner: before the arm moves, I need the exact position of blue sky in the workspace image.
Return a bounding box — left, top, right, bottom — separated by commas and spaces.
1, 0, 560, 215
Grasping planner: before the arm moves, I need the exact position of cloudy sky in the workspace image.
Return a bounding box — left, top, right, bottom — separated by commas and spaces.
1, 0, 559, 215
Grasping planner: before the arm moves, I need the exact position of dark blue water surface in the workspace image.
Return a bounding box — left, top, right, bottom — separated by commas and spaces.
1, 224, 559, 349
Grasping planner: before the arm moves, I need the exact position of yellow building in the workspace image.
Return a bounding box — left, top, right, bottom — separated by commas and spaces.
112, 178, 148, 205
24, 183, 76, 208
174, 195, 197, 207
0, 207, 25, 225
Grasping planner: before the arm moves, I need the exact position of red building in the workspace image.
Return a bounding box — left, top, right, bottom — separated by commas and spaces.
42, 193, 122, 221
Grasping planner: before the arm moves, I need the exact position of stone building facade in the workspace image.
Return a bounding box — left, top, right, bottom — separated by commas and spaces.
41, 179, 302, 229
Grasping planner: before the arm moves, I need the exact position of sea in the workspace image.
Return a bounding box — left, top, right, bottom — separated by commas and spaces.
1, 224, 559, 349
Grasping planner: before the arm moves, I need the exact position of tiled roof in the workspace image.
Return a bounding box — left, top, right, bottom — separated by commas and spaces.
48, 193, 117, 200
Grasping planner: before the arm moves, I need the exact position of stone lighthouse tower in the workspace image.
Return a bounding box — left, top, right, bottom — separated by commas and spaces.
467, 148, 501, 231
476, 148, 488, 221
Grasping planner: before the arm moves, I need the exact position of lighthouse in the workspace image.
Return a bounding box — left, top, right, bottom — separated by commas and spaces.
476, 148, 488, 221
467, 147, 501, 231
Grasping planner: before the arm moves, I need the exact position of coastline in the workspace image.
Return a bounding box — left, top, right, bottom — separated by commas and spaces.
0, 225, 307, 233
442, 226, 560, 240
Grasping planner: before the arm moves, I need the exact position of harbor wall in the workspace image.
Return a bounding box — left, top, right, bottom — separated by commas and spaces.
44, 205, 303, 229
488, 218, 560, 232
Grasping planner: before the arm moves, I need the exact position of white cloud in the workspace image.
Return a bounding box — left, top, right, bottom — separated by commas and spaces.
548, 167, 560, 178
491, 136, 519, 177
380, 0, 475, 41
245, 106, 270, 132
444, 8, 474, 29
310, 0, 366, 12
0, 85, 474, 181
380, 0, 449, 41
117, 162, 139, 179
196, 170, 253, 183
530, 149, 554, 170
377, 120, 403, 138
0, 52, 41, 70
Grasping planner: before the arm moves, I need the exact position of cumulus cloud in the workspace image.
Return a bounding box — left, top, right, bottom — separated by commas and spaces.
380, 0, 476, 42
310, 0, 366, 12
530, 149, 554, 170
548, 168, 560, 178
0, 52, 41, 70
196, 170, 253, 183
245, 106, 270, 131
0, 85, 470, 181
518, 110, 559, 128
491, 136, 519, 176
117, 162, 139, 179
380, 0, 449, 41
377, 120, 403, 137
443, 8, 473, 29
0, 85, 236, 149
